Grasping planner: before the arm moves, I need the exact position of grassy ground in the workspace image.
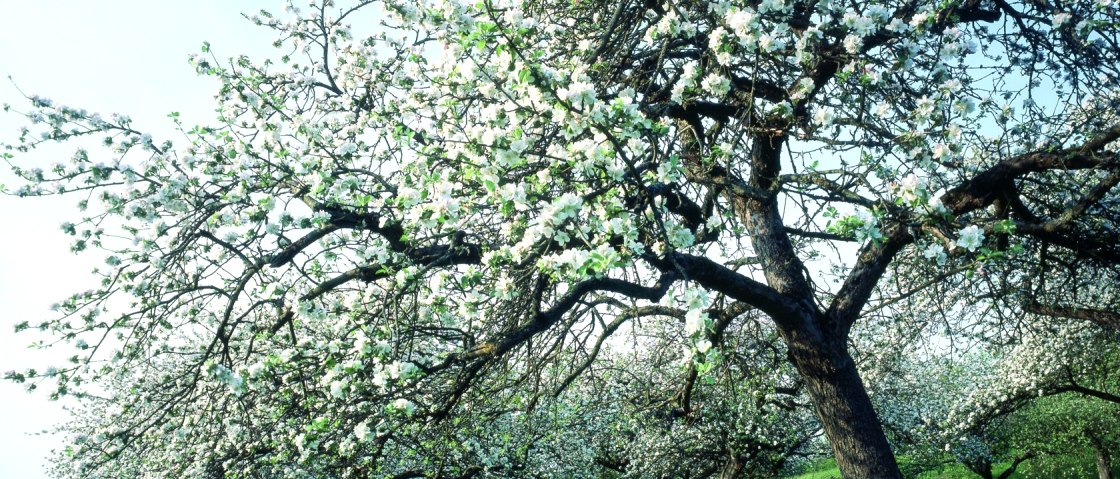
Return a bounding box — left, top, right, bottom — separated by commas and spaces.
913, 462, 1024, 479
785, 452, 1120, 478
783, 458, 841, 479
784, 457, 1029, 479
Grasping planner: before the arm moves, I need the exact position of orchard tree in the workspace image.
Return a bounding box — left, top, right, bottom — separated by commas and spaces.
1002, 394, 1118, 479
5, 0, 1120, 478
939, 321, 1120, 479
861, 297, 1120, 477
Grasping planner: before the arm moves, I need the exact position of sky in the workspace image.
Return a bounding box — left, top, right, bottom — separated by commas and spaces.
0, 2, 282, 476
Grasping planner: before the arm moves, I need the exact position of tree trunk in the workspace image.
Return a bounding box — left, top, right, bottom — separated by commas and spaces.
785, 330, 902, 478
1090, 435, 1113, 479
966, 460, 994, 479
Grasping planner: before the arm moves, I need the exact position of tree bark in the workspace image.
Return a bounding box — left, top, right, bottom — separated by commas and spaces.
1090, 435, 1113, 479
725, 128, 901, 477
784, 329, 902, 478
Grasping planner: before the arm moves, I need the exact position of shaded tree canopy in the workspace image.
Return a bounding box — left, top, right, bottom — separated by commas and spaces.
4, 0, 1120, 477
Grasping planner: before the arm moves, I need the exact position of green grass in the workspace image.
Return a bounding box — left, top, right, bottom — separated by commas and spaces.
784, 458, 841, 479
784, 450, 1120, 479
913, 461, 1025, 479
783, 457, 1030, 479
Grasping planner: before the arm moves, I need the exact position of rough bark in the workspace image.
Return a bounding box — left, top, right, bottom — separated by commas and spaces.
783, 327, 902, 478
721, 131, 902, 478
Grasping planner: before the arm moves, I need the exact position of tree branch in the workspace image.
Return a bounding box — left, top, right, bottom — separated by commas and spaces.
941, 134, 1120, 215
654, 252, 804, 329
827, 223, 914, 336
1023, 300, 1120, 329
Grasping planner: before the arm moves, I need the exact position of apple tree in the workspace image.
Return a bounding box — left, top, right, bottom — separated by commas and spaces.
4, 0, 1120, 477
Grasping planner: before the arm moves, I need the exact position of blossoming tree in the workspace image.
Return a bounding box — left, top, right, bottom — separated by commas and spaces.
4, 0, 1120, 477
939, 322, 1120, 478
862, 321, 1119, 478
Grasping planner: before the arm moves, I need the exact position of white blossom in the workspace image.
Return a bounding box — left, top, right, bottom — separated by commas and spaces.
954, 225, 985, 252
684, 309, 708, 336
923, 243, 947, 265
700, 73, 731, 97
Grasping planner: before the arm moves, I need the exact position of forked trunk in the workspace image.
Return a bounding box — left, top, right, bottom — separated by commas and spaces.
785, 331, 901, 478
966, 460, 995, 479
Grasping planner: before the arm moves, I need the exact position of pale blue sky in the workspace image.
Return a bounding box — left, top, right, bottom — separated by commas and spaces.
0, 2, 281, 477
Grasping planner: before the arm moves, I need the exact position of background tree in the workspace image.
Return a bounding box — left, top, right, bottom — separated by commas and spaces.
1002, 393, 1118, 479
940, 323, 1120, 479
4, 0, 1120, 477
